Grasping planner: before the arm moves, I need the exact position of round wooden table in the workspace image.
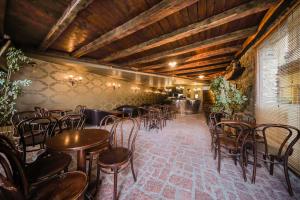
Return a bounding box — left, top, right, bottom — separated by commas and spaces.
46, 129, 110, 171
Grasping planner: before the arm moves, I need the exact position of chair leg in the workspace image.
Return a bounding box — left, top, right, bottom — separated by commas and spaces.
130, 157, 137, 182
240, 151, 247, 182
88, 154, 93, 183
96, 157, 101, 193
113, 168, 118, 200
269, 156, 274, 176
217, 146, 221, 173
252, 145, 257, 184
283, 157, 293, 196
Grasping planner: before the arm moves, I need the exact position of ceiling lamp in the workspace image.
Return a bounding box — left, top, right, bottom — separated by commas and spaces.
198, 75, 204, 79
168, 61, 177, 68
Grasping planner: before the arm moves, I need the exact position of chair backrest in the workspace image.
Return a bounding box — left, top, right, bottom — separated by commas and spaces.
99, 115, 119, 132
255, 124, 300, 158
17, 117, 52, 162
11, 111, 37, 135
0, 173, 24, 200
0, 136, 29, 198
74, 105, 86, 114
58, 114, 86, 132
215, 121, 254, 146
109, 118, 139, 153
34, 107, 49, 117
232, 112, 256, 125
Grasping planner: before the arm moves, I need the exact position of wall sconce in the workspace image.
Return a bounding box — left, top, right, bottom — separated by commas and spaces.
164, 88, 172, 92
131, 86, 140, 92
66, 75, 82, 86
176, 86, 184, 90
107, 82, 121, 90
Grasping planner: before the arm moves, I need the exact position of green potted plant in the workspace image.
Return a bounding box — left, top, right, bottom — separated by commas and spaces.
0, 47, 31, 136
209, 76, 247, 116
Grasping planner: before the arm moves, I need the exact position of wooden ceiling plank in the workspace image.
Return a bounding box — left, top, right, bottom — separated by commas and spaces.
0, 0, 7, 38
141, 45, 240, 70
163, 63, 229, 75
157, 56, 232, 73
186, 68, 227, 77
235, 0, 297, 58
71, 0, 198, 58
123, 26, 257, 66
101, 0, 275, 62
39, 0, 94, 51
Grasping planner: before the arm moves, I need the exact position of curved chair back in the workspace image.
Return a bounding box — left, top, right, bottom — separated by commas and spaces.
74, 105, 86, 115
109, 118, 139, 153
255, 124, 300, 158
0, 136, 29, 198
215, 121, 255, 147
11, 111, 37, 135
232, 112, 256, 125
99, 115, 119, 132
17, 117, 52, 162
58, 114, 86, 132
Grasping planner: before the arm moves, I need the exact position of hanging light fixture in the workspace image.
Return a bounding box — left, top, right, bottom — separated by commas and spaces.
168, 61, 177, 68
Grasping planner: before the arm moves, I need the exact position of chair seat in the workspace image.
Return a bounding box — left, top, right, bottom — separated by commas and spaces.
98, 147, 131, 166
219, 137, 237, 150
86, 142, 109, 155
31, 171, 87, 200
26, 152, 72, 184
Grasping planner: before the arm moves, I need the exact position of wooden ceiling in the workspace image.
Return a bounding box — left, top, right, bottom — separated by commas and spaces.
0, 0, 288, 81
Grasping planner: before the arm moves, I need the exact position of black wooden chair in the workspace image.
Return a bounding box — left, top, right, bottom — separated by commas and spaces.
17, 117, 55, 163
254, 124, 300, 196
214, 121, 256, 182
57, 114, 86, 133
0, 135, 72, 186
0, 136, 87, 200
86, 115, 120, 183
96, 118, 139, 200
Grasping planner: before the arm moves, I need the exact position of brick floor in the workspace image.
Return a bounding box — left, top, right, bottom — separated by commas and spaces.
86, 114, 300, 199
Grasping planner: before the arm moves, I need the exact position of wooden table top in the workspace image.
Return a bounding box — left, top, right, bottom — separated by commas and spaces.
46, 129, 110, 151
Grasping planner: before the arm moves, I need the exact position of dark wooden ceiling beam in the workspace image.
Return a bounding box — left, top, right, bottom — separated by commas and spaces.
140, 45, 240, 71
123, 26, 257, 66
39, 0, 94, 51
164, 63, 229, 75
156, 56, 232, 73
0, 0, 7, 39
236, 0, 299, 58
71, 0, 198, 58
101, 0, 275, 62
186, 68, 227, 77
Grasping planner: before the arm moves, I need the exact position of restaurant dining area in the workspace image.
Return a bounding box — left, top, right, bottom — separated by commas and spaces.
0, 0, 300, 200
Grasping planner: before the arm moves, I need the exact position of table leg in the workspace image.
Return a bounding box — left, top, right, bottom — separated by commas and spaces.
77, 150, 86, 172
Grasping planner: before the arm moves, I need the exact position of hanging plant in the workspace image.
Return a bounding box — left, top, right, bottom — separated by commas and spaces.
209, 76, 247, 115
0, 47, 32, 126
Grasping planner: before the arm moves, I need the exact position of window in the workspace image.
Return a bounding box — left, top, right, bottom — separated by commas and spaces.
256, 4, 300, 174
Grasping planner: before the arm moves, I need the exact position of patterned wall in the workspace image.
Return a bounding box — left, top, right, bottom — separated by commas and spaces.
14, 59, 166, 111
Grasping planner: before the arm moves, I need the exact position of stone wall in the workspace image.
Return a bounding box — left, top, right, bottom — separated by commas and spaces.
14, 59, 166, 111
234, 48, 256, 114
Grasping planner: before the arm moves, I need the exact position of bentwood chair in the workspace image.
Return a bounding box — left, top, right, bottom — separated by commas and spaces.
86, 115, 120, 183
0, 137, 87, 200
17, 117, 54, 163
58, 114, 86, 133
11, 111, 38, 136
214, 121, 256, 182
0, 135, 71, 186
254, 124, 300, 196
96, 118, 139, 200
